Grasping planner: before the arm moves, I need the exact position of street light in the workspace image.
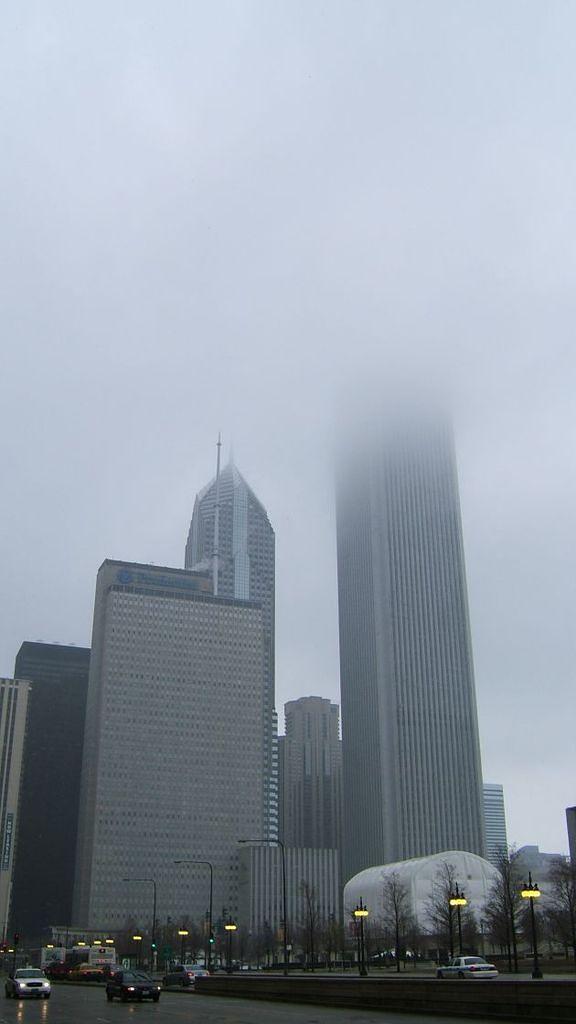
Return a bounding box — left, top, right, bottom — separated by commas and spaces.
174, 860, 213, 972
178, 929, 189, 964
224, 919, 237, 974
239, 839, 289, 976
132, 934, 143, 968
449, 884, 467, 956
353, 898, 369, 977
521, 873, 543, 979
123, 877, 157, 969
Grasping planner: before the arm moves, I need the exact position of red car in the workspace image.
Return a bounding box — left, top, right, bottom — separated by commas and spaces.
44, 962, 73, 980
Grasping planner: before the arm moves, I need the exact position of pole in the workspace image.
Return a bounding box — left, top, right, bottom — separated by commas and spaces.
151, 880, 157, 971
530, 895, 542, 979
279, 840, 288, 976
448, 902, 454, 959
457, 904, 463, 955
360, 913, 367, 977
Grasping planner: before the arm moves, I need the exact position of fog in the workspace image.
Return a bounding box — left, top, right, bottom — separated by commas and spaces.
1, 2, 575, 852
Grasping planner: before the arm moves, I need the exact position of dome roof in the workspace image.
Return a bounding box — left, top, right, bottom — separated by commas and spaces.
344, 850, 499, 926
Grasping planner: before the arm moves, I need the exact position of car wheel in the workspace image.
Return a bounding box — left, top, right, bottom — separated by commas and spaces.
458, 971, 465, 979
45, 994, 51, 1000
120, 992, 128, 1002
180, 979, 186, 987
437, 971, 444, 979
153, 994, 160, 1002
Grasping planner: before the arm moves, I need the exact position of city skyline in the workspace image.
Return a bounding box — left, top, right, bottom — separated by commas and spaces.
2, 2, 576, 856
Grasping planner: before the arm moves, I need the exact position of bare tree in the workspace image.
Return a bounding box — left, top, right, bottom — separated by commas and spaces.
547, 858, 576, 964
483, 847, 523, 972
381, 872, 413, 972
320, 914, 343, 970
425, 860, 477, 958
300, 881, 322, 971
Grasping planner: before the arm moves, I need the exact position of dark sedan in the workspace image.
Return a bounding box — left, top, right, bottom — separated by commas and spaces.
162, 964, 209, 987
106, 970, 161, 1002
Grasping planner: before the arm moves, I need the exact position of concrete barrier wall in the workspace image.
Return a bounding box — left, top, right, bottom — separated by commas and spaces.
195, 975, 576, 1022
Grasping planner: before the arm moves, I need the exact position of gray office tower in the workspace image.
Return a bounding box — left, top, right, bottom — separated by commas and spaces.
567, 807, 576, 864
10, 643, 90, 941
483, 783, 508, 866
280, 697, 342, 851
185, 457, 277, 837
336, 411, 485, 880
73, 560, 267, 930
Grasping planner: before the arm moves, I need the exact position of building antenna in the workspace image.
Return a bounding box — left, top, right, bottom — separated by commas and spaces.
212, 433, 222, 596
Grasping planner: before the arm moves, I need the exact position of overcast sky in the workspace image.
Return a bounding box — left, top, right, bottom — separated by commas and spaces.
2, 1, 575, 854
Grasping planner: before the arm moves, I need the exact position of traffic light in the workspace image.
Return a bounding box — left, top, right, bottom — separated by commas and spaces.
209, 934, 215, 945
151, 942, 157, 951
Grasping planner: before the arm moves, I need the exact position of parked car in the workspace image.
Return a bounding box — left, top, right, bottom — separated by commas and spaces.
106, 970, 160, 1002
5, 968, 51, 999
162, 964, 209, 987
68, 962, 105, 982
436, 956, 498, 979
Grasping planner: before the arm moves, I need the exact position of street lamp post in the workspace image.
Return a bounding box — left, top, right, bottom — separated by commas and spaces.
449, 884, 467, 956
132, 934, 143, 968
521, 873, 543, 979
239, 839, 289, 977
224, 919, 237, 974
123, 878, 157, 969
174, 860, 214, 972
178, 929, 189, 964
353, 898, 369, 977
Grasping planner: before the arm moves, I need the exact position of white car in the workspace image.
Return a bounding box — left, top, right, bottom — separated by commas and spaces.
5, 968, 52, 999
436, 956, 498, 979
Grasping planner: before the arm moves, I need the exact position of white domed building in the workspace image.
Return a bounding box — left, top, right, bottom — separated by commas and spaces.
344, 850, 499, 935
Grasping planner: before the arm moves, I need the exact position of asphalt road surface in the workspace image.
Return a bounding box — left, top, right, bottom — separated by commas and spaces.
0, 984, 476, 1024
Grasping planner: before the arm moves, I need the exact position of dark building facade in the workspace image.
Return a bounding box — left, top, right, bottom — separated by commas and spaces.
185, 458, 277, 836
336, 412, 485, 880
11, 642, 90, 940
280, 696, 342, 852
567, 807, 576, 864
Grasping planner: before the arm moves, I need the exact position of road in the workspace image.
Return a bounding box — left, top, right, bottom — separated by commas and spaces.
0, 984, 476, 1023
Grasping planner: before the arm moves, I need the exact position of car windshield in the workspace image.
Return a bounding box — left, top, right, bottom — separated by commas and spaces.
133, 972, 152, 980
16, 970, 44, 979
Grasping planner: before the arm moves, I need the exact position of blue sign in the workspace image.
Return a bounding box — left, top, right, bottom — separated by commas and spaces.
115, 569, 209, 594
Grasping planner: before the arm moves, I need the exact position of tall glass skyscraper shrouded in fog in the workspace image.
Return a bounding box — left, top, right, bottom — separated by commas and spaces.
185, 459, 277, 836
336, 412, 485, 880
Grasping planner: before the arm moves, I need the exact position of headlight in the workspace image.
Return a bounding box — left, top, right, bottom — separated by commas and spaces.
127, 986, 135, 991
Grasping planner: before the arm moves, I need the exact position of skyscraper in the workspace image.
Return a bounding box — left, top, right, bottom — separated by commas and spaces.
185, 456, 276, 836
336, 412, 485, 880
567, 807, 576, 864
483, 783, 508, 867
280, 697, 342, 852
10, 642, 90, 941
73, 560, 267, 930
0, 678, 30, 939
